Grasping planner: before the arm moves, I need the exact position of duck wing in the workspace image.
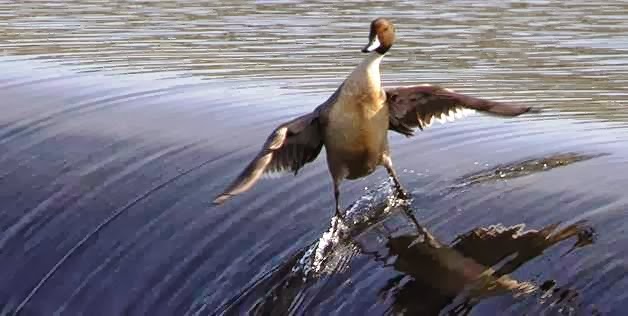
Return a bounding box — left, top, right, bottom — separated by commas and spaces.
212, 112, 324, 204
212, 86, 342, 205
386, 85, 536, 136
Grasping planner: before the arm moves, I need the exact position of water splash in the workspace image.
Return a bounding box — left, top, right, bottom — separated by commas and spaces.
295, 178, 407, 277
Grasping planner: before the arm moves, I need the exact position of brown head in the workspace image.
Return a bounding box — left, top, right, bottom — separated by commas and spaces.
362, 18, 396, 55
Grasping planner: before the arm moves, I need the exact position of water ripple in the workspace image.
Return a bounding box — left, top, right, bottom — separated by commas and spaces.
1, 1, 628, 315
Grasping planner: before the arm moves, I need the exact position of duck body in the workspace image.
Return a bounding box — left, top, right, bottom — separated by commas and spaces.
324, 53, 389, 180
212, 17, 536, 218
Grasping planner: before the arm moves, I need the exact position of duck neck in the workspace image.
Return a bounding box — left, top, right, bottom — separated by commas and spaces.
359, 52, 385, 88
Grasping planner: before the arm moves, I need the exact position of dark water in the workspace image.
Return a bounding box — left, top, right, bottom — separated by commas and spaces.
2, 1, 628, 315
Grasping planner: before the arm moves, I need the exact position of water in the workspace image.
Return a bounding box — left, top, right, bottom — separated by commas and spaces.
1, 1, 628, 315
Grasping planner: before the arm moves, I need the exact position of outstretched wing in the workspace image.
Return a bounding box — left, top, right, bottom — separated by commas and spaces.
213, 111, 324, 205
213, 85, 343, 205
386, 85, 536, 136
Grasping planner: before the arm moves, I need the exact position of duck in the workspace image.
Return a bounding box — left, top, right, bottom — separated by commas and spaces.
213, 18, 536, 220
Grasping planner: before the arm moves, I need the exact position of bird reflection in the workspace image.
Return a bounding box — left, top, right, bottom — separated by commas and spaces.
217, 190, 595, 316
359, 207, 594, 315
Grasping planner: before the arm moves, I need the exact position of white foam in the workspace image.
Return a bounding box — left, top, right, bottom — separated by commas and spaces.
296, 179, 404, 276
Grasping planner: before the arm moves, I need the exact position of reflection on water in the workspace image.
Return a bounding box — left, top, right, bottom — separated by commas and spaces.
2, 1, 628, 315
217, 185, 596, 315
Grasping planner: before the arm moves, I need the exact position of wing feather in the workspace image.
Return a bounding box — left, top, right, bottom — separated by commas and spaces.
213, 112, 323, 204
386, 85, 536, 136
212, 85, 343, 205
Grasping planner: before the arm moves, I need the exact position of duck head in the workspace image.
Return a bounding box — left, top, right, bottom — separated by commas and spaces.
362, 18, 396, 55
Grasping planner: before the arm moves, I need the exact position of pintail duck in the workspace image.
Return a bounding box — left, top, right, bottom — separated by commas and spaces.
213, 18, 535, 219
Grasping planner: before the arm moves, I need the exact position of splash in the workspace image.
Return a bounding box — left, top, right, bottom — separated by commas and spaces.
295, 178, 409, 277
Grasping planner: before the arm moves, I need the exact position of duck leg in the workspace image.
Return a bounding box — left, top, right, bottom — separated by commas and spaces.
382, 154, 409, 199
334, 180, 342, 219
382, 155, 434, 240
330, 179, 344, 234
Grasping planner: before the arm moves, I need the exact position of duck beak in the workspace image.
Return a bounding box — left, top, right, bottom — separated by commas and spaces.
362, 36, 381, 53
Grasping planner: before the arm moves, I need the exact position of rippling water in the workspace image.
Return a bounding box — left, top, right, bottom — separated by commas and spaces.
1, 1, 628, 315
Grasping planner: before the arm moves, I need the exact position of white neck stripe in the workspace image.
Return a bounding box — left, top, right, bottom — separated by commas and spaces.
365, 35, 381, 52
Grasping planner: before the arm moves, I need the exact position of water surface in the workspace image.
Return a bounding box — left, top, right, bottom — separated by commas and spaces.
1, 1, 628, 315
